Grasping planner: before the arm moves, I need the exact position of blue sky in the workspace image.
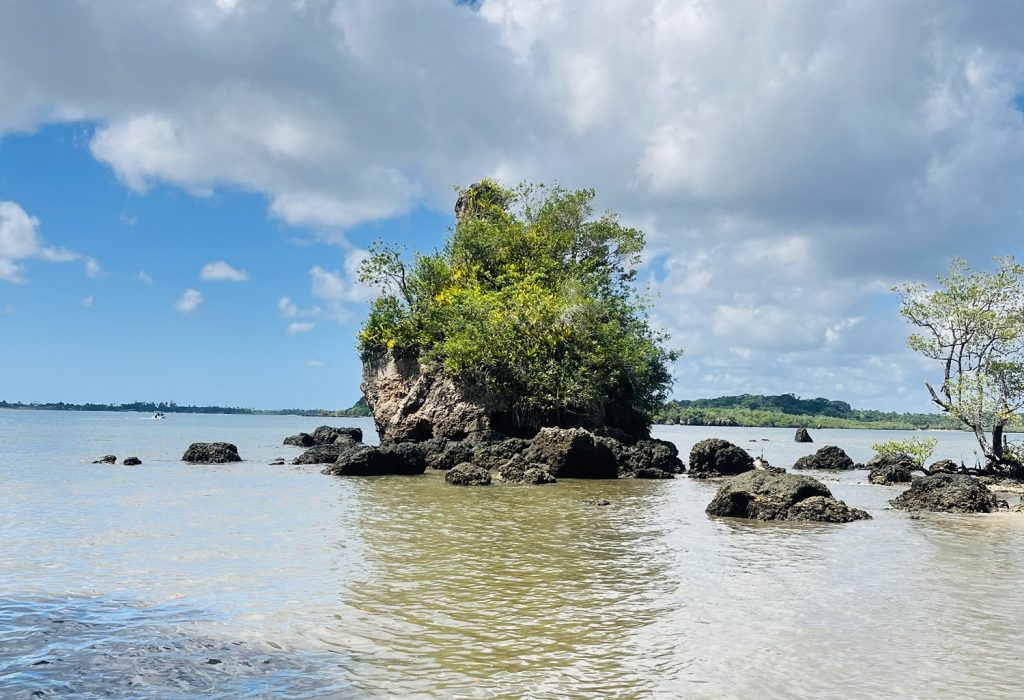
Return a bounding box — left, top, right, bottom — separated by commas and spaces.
1, 1, 1023, 412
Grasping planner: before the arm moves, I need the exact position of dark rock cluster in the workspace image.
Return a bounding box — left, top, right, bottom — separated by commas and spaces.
891, 474, 1001, 513
705, 470, 870, 523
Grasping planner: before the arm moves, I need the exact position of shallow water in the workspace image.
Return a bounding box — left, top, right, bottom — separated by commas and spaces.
1, 410, 1022, 698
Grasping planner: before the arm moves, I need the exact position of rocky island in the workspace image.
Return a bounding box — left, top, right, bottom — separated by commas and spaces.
296, 181, 684, 482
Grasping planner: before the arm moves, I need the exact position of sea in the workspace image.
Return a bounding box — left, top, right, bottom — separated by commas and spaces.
1, 410, 1022, 698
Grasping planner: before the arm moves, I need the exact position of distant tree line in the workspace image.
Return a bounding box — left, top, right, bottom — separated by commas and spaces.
654, 393, 962, 430
0, 397, 371, 418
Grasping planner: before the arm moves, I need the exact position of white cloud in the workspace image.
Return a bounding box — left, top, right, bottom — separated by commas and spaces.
305, 358, 326, 367
277, 296, 300, 317
84, 257, 102, 278
138, 270, 154, 285
173, 288, 203, 314
199, 260, 248, 282
2, 1, 1024, 408
80, 295, 94, 308
286, 321, 315, 335
0, 303, 13, 315
0, 201, 89, 283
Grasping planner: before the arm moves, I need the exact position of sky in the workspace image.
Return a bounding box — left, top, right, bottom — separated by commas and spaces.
1, 0, 1023, 412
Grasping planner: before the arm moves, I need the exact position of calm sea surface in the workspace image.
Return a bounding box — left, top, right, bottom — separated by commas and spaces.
1, 410, 1022, 699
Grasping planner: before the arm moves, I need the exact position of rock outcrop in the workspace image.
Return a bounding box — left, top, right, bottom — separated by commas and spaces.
182, 442, 241, 463
122, 456, 142, 466
93, 455, 117, 464
283, 432, 315, 447
284, 426, 362, 448
891, 474, 1001, 513
321, 442, 427, 476
292, 442, 354, 465
792, 445, 856, 471
794, 427, 813, 443
445, 462, 492, 486
687, 438, 754, 478
360, 349, 650, 444
605, 437, 684, 478
523, 427, 618, 478
705, 471, 870, 522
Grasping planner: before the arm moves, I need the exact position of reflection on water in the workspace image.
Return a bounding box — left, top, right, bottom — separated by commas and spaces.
1, 411, 1023, 698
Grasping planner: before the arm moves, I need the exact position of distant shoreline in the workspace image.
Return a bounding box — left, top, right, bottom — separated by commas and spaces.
0, 399, 371, 419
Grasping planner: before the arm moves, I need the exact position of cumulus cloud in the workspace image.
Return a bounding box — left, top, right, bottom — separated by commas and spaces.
0, 200, 89, 283
173, 288, 203, 314
286, 321, 315, 335
2, 1, 1024, 408
305, 358, 326, 367
199, 260, 248, 282
84, 257, 102, 278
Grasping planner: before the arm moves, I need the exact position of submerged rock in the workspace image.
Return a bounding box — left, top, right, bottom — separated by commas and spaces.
122, 456, 142, 466
687, 438, 754, 478
792, 445, 856, 471
524, 427, 618, 478
891, 474, 1000, 513
497, 458, 556, 484
445, 462, 492, 486
269, 458, 286, 465
181, 442, 241, 464
322, 442, 426, 476
705, 470, 870, 522
93, 455, 117, 464
794, 427, 813, 443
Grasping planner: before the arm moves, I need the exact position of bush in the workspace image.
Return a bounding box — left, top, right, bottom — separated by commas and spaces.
870, 436, 937, 468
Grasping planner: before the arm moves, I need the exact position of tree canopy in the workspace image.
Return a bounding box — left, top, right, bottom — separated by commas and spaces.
357, 181, 678, 431
895, 256, 1024, 473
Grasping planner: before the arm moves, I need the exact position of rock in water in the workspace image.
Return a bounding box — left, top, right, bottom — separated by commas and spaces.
523, 427, 618, 479
792, 445, 856, 471
292, 441, 355, 465
419, 437, 475, 471
283, 432, 315, 447
445, 462, 492, 486
794, 427, 813, 443
312, 425, 363, 445
322, 443, 427, 476
497, 459, 556, 484
868, 463, 914, 485
181, 442, 241, 463
610, 438, 684, 478
891, 474, 1000, 513
687, 438, 754, 478
122, 456, 142, 466
705, 471, 870, 522
93, 455, 117, 464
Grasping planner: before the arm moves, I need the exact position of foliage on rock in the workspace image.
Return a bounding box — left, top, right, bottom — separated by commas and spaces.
357, 181, 677, 430
870, 436, 936, 469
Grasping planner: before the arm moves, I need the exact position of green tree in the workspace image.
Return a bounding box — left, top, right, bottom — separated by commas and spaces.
870, 437, 937, 469
358, 180, 678, 432
895, 257, 1024, 473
